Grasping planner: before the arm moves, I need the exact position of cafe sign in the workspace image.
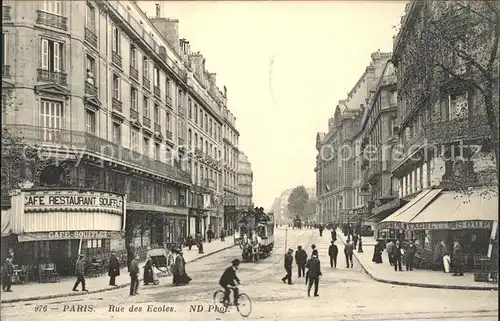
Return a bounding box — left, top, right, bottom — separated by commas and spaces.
408, 220, 493, 231
17, 230, 123, 242
24, 190, 125, 214
378, 221, 408, 230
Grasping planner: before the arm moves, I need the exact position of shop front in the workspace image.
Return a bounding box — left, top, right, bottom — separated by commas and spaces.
1, 189, 126, 276
366, 198, 407, 239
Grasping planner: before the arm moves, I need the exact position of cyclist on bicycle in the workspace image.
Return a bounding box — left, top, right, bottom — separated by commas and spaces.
219, 259, 241, 305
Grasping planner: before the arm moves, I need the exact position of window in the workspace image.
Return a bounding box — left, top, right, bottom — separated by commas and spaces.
153, 67, 160, 87
194, 133, 198, 148
209, 119, 213, 136
85, 110, 96, 134
166, 112, 171, 131
41, 100, 62, 141
143, 137, 149, 156
154, 104, 160, 124
86, 55, 96, 81
131, 129, 139, 151
112, 25, 120, 54
41, 39, 63, 72
85, 3, 95, 31
43, 0, 62, 15
204, 115, 208, 131
449, 92, 468, 120
194, 105, 198, 124
112, 74, 120, 100
155, 143, 160, 160
166, 79, 172, 97
2, 34, 6, 66
112, 122, 121, 144
130, 46, 137, 68
188, 99, 192, 119
200, 110, 204, 128
200, 137, 204, 150
87, 239, 102, 248
167, 191, 172, 205
188, 129, 192, 148
143, 96, 149, 118
143, 57, 149, 79
130, 87, 138, 110
177, 89, 182, 108
205, 141, 208, 154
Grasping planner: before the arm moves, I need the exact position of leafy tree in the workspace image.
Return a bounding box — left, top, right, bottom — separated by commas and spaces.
394, 0, 499, 196
304, 199, 317, 219
287, 185, 309, 218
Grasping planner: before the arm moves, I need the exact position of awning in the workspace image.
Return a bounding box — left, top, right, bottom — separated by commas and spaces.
408, 188, 498, 230
365, 198, 407, 223
378, 189, 442, 230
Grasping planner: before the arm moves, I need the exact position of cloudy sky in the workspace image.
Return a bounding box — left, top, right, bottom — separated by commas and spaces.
139, 1, 407, 209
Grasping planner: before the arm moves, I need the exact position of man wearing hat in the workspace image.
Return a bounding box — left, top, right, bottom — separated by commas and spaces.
72, 254, 89, 292
328, 240, 338, 268
2, 256, 14, 292
108, 251, 120, 286
306, 250, 321, 297
219, 259, 241, 305
129, 254, 140, 295
281, 249, 294, 285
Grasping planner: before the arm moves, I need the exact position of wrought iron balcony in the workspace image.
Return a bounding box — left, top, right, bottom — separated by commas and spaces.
2, 65, 10, 78
143, 77, 150, 90
130, 108, 139, 121
166, 96, 172, 109
84, 28, 98, 48
112, 52, 122, 68
112, 98, 122, 113
154, 123, 161, 133
129, 66, 139, 81
142, 116, 151, 128
4, 124, 192, 184
166, 130, 173, 141
154, 86, 161, 99
3, 6, 11, 20
37, 10, 67, 30
37, 69, 67, 86
84, 82, 97, 96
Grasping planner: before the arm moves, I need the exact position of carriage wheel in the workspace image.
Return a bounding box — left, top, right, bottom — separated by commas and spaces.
154, 280, 160, 285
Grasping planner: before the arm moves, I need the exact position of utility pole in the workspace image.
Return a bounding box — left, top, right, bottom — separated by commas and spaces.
284, 228, 288, 253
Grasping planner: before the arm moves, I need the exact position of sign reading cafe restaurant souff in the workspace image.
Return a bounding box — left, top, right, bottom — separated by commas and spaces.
25, 192, 123, 211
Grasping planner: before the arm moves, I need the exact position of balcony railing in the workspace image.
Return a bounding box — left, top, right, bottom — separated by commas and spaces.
4, 124, 192, 184
112, 98, 122, 113
178, 137, 184, 146
3, 6, 11, 20
84, 28, 98, 48
143, 77, 150, 90
2, 65, 10, 78
36, 10, 67, 31
166, 130, 173, 141
366, 162, 382, 182
130, 108, 139, 121
154, 86, 161, 99
154, 123, 161, 133
112, 52, 122, 68
37, 69, 67, 87
130, 66, 139, 81
84, 82, 97, 96
142, 116, 151, 128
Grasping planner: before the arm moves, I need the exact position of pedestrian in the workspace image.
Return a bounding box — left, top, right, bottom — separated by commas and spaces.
344, 239, 354, 268
295, 245, 307, 278
72, 254, 89, 292
306, 250, 321, 297
108, 251, 120, 286
452, 240, 464, 276
393, 241, 403, 272
331, 229, 337, 242
196, 233, 204, 254
372, 240, 383, 264
172, 248, 192, 285
440, 240, 451, 273
207, 229, 213, 243
129, 254, 140, 296
405, 240, 416, 271
143, 256, 154, 285
2, 257, 14, 292
352, 234, 359, 250
386, 239, 395, 266
126, 243, 135, 272
319, 225, 324, 237
220, 229, 225, 242
328, 240, 338, 268
281, 249, 293, 285
186, 235, 194, 250
311, 244, 318, 257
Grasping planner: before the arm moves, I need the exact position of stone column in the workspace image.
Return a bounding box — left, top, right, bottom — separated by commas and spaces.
398, 177, 403, 198
422, 162, 429, 188
403, 175, 408, 196
414, 169, 419, 192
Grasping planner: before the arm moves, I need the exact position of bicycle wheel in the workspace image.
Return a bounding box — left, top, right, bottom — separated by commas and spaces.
236, 293, 252, 317
213, 290, 226, 306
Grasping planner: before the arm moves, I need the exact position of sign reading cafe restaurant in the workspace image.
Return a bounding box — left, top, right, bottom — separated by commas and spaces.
25, 193, 123, 210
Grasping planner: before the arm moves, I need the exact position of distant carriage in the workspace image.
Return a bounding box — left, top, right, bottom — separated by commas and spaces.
293, 217, 302, 229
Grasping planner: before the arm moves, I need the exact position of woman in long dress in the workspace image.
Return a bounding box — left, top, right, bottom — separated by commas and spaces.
143, 257, 154, 285
372, 241, 383, 263
172, 249, 191, 286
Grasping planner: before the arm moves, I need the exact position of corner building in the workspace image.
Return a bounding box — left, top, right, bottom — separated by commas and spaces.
1, 0, 240, 271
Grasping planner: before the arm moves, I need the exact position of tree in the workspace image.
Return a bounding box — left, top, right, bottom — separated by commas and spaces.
394, 0, 499, 196
287, 185, 309, 218
304, 199, 317, 219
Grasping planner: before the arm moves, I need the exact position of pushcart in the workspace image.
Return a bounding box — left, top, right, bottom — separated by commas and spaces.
146, 248, 174, 285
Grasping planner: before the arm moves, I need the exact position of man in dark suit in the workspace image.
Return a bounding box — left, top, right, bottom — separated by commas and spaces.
344, 239, 354, 268
282, 249, 293, 285
306, 250, 321, 297
393, 241, 403, 272
219, 259, 241, 305
328, 241, 338, 268
295, 246, 307, 278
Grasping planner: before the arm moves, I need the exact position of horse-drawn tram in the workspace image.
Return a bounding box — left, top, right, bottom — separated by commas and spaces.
293, 216, 302, 229
237, 208, 275, 262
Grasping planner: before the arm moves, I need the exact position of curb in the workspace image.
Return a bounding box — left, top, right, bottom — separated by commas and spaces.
335, 230, 498, 291
1, 244, 235, 304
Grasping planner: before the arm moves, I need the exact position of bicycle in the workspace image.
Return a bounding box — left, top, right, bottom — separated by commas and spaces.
213, 285, 252, 317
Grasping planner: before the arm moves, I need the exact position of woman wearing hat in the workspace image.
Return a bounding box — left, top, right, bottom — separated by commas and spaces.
143, 256, 155, 285
172, 248, 191, 286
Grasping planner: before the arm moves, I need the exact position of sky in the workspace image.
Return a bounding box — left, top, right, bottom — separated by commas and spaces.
139, 1, 407, 209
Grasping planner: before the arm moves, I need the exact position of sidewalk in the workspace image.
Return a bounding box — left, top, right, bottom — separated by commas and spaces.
1, 239, 234, 303
335, 229, 498, 291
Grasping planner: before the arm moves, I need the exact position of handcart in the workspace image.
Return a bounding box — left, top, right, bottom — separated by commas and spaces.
147, 248, 174, 285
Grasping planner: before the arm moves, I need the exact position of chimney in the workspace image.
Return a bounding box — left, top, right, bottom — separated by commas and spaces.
188, 52, 204, 76
223, 85, 227, 98
151, 18, 180, 54
155, 3, 160, 18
